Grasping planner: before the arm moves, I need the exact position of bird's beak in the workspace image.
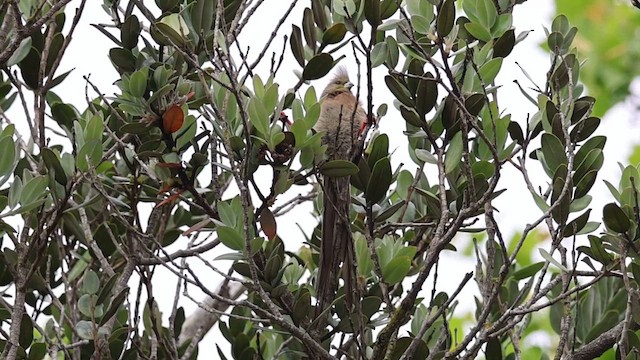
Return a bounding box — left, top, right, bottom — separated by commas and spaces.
345, 81, 354, 89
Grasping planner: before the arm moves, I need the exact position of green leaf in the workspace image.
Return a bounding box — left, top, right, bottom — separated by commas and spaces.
539, 248, 568, 272
76, 139, 103, 172
465, 22, 492, 42
382, 256, 411, 284
75, 320, 94, 340
587, 235, 612, 265
320, 160, 359, 177
444, 132, 463, 174
51, 103, 77, 130
82, 270, 100, 295
20, 175, 48, 205
479, 57, 503, 84
513, 262, 544, 280
84, 113, 104, 142
217, 226, 244, 251
78, 294, 98, 317
6, 37, 32, 67
129, 68, 148, 98
415, 73, 437, 117
477, 0, 498, 29
302, 53, 334, 80
248, 98, 269, 136
412, 15, 432, 35
0, 136, 16, 176
191, 0, 214, 37
371, 42, 388, 68
19, 48, 40, 89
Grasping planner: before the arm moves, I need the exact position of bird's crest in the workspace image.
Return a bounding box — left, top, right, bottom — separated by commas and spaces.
321, 66, 353, 98
330, 66, 350, 84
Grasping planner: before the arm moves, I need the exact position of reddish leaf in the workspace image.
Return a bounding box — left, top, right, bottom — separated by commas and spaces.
260, 208, 277, 240
156, 162, 182, 168
156, 191, 182, 207
162, 104, 184, 133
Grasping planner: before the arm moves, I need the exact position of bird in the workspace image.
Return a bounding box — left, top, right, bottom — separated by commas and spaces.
314, 67, 367, 317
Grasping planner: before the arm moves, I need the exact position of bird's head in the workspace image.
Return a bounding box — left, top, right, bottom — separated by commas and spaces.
321, 67, 354, 98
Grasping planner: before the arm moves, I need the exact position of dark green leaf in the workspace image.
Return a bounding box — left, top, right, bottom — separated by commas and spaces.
380, 0, 400, 19
320, 160, 359, 177
364, 0, 381, 27
603, 203, 630, 233
302, 53, 334, 80
28, 342, 46, 360
366, 157, 392, 204
400, 105, 423, 127
155, 0, 180, 12
385, 75, 413, 107
415, 73, 437, 117
540, 133, 567, 176
290, 25, 305, 67
375, 200, 406, 222
19, 314, 33, 348
563, 209, 591, 238
574, 170, 598, 199
493, 29, 515, 58
436, 0, 455, 37
311, 0, 327, 30
570, 117, 600, 142
486, 337, 502, 360
465, 93, 485, 116
109, 47, 136, 73
19, 48, 40, 89
390, 337, 428, 360
120, 122, 151, 134
322, 23, 347, 45
292, 291, 311, 324
367, 134, 389, 170
302, 8, 317, 52
586, 235, 612, 265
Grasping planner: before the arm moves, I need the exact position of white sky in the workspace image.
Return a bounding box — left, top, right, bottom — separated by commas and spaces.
6, 0, 640, 357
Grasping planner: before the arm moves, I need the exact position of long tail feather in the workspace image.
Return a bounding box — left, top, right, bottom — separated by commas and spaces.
316, 175, 355, 316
